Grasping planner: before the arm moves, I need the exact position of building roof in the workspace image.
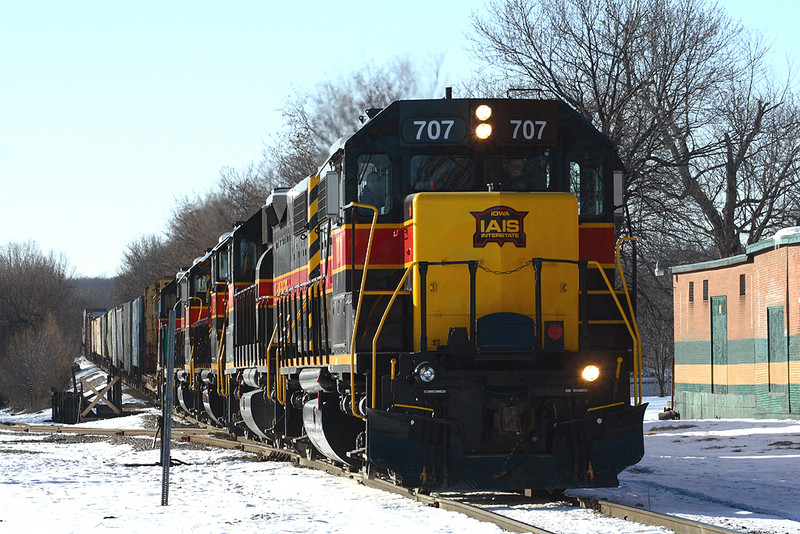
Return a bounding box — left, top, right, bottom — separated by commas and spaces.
670, 228, 800, 275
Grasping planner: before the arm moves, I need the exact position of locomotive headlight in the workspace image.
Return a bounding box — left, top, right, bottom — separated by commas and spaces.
582, 365, 600, 382
475, 123, 493, 139
475, 104, 492, 121
414, 362, 437, 384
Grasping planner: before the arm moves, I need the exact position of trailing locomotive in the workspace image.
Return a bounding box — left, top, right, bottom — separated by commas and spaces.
89, 96, 646, 491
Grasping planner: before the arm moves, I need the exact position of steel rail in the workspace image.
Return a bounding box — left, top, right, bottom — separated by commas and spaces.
1, 422, 215, 438
574, 497, 741, 534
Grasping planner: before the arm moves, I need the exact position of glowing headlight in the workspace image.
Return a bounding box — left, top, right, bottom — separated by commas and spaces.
475, 104, 492, 121
415, 362, 436, 384
475, 123, 493, 139
582, 365, 600, 382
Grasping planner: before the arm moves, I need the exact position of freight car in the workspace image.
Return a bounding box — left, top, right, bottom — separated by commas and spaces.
84, 280, 170, 396
90, 96, 646, 491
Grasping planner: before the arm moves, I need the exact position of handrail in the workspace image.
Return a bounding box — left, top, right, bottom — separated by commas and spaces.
587, 260, 639, 404
215, 325, 227, 396
345, 202, 378, 419
235, 282, 257, 298
276, 297, 288, 406
371, 262, 418, 410
615, 237, 642, 405
265, 324, 278, 400
362, 252, 640, 410
217, 287, 230, 397
275, 291, 312, 406
186, 295, 203, 393
189, 349, 197, 391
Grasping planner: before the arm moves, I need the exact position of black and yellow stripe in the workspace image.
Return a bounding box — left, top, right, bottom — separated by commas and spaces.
307, 173, 321, 280
306, 173, 321, 356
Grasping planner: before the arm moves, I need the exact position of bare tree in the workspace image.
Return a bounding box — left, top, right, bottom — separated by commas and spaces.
113, 162, 273, 302
111, 233, 173, 302
470, 0, 800, 258
0, 241, 83, 409
218, 162, 273, 218
113, 56, 444, 304
1, 315, 76, 411
263, 55, 444, 184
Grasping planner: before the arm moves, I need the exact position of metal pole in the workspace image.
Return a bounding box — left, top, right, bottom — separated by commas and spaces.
419, 262, 428, 352
534, 259, 543, 352
468, 261, 477, 350
161, 309, 176, 506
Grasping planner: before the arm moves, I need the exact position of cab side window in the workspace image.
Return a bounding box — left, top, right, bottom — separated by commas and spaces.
568, 151, 605, 216
357, 154, 392, 215
238, 239, 257, 282
218, 251, 229, 281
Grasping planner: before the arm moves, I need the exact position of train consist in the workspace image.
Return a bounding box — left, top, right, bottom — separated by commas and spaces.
85, 97, 646, 490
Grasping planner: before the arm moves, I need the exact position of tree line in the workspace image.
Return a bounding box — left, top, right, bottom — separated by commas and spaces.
0, 242, 84, 409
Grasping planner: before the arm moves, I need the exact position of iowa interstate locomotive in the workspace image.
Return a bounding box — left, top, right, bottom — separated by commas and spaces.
87, 96, 646, 491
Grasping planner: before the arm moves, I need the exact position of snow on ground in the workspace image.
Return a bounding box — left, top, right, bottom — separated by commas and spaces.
1, 392, 799, 533
1, 405, 507, 534
569, 398, 800, 534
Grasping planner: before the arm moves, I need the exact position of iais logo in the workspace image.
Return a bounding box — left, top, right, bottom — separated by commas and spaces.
471, 205, 528, 247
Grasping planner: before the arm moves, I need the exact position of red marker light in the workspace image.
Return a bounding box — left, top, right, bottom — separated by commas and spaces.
547, 322, 564, 340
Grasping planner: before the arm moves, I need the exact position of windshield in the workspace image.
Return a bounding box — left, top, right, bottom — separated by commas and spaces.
410, 155, 474, 191
485, 155, 549, 191
409, 154, 550, 192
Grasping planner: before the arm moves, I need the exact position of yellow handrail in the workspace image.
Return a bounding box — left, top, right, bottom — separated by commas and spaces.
215, 325, 227, 396
587, 260, 640, 406
276, 299, 288, 406
371, 262, 418, 409
265, 323, 278, 400
615, 237, 643, 405
186, 295, 204, 392
275, 291, 312, 405
347, 202, 378, 419
189, 351, 197, 391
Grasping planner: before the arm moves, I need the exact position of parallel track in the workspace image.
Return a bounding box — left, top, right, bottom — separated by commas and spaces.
1, 421, 740, 534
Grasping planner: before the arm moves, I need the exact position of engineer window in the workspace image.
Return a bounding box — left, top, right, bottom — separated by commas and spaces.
219, 252, 229, 281
193, 273, 209, 301
238, 239, 257, 281
357, 154, 392, 215
568, 151, 605, 216
410, 155, 475, 192
486, 154, 550, 191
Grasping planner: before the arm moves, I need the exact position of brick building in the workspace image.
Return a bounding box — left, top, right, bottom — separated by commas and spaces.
672, 230, 800, 419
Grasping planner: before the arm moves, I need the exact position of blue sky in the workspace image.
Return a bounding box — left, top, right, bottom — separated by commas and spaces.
0, 0, 798, 277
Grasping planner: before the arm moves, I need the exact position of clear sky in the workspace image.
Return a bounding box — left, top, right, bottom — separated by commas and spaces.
1, 0, 797, 278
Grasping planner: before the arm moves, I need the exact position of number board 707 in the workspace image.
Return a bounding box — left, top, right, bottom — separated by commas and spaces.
498, 118, 557, 144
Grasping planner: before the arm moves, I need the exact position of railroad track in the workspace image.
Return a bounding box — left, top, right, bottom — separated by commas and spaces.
1, 421, 741, 534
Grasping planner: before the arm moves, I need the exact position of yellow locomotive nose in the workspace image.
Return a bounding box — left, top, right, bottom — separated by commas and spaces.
407, 191, 579, 352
